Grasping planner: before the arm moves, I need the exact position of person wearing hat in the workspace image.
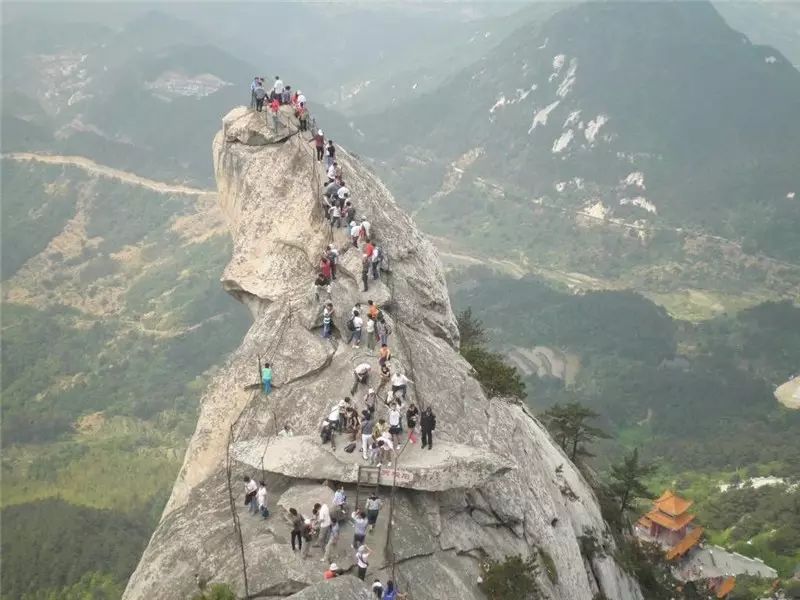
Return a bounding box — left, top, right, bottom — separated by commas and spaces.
355, 544, 371, 580
363, 388, 377, 415
350, 220, 361, 248
314, 129, 325, 161
323, 562, 340, 579
360, 408, 375, 461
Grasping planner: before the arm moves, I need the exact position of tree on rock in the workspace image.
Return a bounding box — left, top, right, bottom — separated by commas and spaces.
542, 402, 610, 461
456, 307, 488, 348
479, 554, 542, 599
457, 307, 526, 399
608, 448, 655, 520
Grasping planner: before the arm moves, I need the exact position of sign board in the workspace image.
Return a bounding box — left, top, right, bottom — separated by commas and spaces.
379, 467, 414, 485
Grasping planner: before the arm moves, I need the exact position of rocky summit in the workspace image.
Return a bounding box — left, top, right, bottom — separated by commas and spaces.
123, 106, 643, 600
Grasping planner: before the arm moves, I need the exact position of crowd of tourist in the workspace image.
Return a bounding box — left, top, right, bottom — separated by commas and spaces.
240, 76, 437, 597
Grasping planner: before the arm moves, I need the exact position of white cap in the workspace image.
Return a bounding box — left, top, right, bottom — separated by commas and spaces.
318, 129, 323, 135
368, 388, 374, 393
330, 563, 339, 571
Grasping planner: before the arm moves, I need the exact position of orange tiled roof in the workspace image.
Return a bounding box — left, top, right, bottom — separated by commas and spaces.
654, 490, 693, 516
646, 508, 695, 531
666, 526, 704, 560
716, 576, 736, 598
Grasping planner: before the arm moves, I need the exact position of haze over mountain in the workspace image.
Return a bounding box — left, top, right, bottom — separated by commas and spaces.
352, 1, 800, 265
2, 1, 799, 598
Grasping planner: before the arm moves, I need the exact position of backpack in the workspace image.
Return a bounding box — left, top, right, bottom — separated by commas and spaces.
375, 246, 384, 261
344, 441, 356, 453
384, 322, 392, 336
431, 414, 437, 430
347, 317, 355, 332
254, 87, 266, 100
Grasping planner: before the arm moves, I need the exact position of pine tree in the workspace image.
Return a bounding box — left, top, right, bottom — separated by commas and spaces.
608, 448, 655, 520
456, 307, 488, 348
542, 402, 610, 461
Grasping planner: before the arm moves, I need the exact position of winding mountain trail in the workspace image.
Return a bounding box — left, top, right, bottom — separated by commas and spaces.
2, 152, 215, 196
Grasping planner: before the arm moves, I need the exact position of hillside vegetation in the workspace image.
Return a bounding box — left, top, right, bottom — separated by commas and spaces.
450, 267, 800, 572
0, 159, 249, 598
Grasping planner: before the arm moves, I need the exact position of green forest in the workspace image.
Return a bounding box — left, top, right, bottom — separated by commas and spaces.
0, 160, 251, 599
450, 267, 800, 574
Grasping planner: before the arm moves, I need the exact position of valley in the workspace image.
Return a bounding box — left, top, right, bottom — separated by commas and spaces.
1, 0, 799, 598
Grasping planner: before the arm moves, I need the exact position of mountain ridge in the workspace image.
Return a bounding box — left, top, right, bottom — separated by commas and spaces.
123, 107, 643, 600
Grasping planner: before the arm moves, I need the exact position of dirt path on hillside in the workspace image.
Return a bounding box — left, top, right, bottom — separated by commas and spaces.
2, 152, 215, 196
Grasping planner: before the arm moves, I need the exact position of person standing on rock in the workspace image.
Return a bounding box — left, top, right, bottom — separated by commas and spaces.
363, 388, 378, 416
348, 311, 364, 348
326, 244, 338, 280
313, 272, 330, 303
256, 481, 269, 519
273, 75, 284, 101
333, 485, 347, 518
420, 406, 436, 450
254, 81, 266, 112
351, 363, 371, 394
322, 302, 334, 338
270, 97, 280, 131
388, 402, 403, 447
355, 544, 371, 580
365, 493, 383, 531
406, 402, 419, 444
289, 507, 305, 552
261, 361, 273, 395
320, 255, 332, 281
349, 220, 361, 248
296, 101, 308, 131
244, 476, 258, 514
365, 316, 377, 352
371, 245, 384, 280
366, 299, 380, 321
313, 502, 332, 548
323, 517, 340, 565
325, 140, 336, 169
361, 257, 370, 293
250, 76, 259, 108
343, 199, 356, 227
336, 397, 352, 433
314, 129, 325, 161
351, 511, 369, 550
360, 219, 371, 244
378, 364, 391, 392
360, 409, 375, 461
328, 203, 341, 229
376, 316, 391, 347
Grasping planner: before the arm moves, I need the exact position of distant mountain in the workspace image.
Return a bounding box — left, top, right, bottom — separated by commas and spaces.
714, 0, 800, 67
352, 1, 800, 266
1, 11, 266, 183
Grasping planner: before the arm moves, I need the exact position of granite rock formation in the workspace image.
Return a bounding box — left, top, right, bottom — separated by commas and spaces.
123, 106, 643, 600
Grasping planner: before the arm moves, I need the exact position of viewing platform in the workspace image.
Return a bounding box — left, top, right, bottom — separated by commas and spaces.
231, 434, 513, 492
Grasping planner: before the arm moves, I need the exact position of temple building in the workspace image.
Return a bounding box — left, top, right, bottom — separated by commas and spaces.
635, 490, 703, 557
635, 490, 777, 599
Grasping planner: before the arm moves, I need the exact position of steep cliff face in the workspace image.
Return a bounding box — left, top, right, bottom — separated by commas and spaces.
123, 107, 643, 600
